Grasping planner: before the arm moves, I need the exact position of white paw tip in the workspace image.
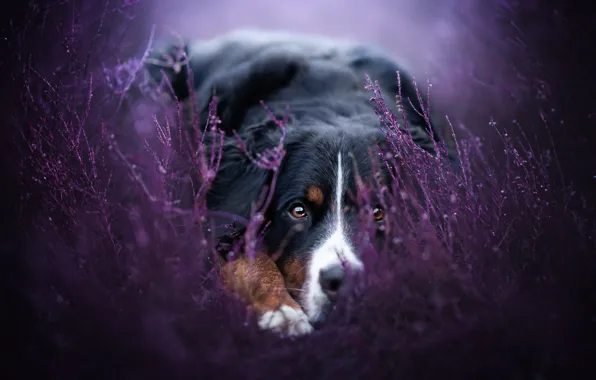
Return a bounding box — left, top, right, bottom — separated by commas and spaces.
258, 305, 314, 337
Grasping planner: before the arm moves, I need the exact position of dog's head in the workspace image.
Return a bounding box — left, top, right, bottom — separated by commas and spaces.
209, 115, 391, 325
267, 123, 390, 325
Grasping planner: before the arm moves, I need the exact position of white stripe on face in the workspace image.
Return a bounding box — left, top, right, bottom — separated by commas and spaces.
302, 151, 364, 323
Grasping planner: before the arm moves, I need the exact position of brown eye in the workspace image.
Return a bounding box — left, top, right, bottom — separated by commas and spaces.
373, 206, 384, 222
290, 203, 308, 219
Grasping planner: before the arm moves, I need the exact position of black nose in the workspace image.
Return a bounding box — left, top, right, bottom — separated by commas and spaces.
319, 265, 346, 301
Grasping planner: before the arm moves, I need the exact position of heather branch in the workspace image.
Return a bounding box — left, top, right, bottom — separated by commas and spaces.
115, 24, 156, 112
82, 0, 109, 77
104, 125, 191, 217
229, 102, 290, 260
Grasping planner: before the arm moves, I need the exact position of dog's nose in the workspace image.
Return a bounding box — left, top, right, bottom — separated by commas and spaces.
319, 265, 346, 301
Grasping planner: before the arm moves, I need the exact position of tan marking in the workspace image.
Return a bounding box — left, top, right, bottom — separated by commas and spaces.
221, 253, 300, 315
281, 258, 307, 299
306, 186, 324, 206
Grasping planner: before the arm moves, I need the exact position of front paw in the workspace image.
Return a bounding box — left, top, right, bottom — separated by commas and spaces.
258, 305, 314, 337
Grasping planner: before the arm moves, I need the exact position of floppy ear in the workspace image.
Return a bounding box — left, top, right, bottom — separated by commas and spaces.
348, 46, 442, 149
146, 39, 300, 235
207, 116, 286, 211
348, 45, 460, 171
195, 47, 301, 214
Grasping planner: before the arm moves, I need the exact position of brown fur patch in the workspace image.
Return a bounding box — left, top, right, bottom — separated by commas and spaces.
281, 258, 307, 299
306, 186, 324, 206
221, 253, 300, 315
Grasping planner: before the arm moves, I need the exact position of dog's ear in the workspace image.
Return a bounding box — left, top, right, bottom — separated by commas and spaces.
206, 120, 284, 223
349, 45, 460, 170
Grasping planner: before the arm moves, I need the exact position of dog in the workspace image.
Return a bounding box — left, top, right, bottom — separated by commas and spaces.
143, 29, 454, 337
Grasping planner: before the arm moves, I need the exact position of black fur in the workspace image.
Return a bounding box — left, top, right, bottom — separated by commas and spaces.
145, 30, 454, 267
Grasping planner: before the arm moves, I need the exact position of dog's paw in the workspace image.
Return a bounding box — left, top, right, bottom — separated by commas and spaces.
258, 305, 314, 337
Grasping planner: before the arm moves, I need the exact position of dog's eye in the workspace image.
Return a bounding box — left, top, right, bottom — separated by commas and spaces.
373, 206, 384, 222
289, 203, 308, 219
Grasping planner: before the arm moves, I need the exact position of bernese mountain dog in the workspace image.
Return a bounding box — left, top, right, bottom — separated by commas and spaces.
144, 29, 454, 337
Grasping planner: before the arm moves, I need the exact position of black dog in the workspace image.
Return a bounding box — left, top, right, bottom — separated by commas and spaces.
144, 30, 454, 337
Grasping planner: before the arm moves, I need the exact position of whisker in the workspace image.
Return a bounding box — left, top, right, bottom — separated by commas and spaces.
285, 287, 307, 293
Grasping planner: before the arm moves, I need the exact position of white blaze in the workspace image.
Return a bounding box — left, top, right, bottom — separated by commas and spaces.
302, 152, 364, 323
